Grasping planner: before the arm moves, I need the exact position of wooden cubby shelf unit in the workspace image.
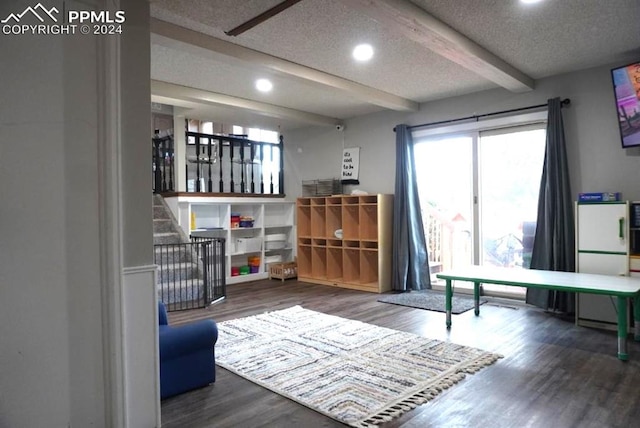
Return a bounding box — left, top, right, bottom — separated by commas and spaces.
297, 199, 311, 238
296, 194, 393, 293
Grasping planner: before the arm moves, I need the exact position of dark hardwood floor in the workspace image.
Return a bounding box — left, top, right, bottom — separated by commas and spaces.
161, 279, 640, 428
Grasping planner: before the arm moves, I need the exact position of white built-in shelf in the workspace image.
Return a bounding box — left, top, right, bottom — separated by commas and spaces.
165, 196, 296, 284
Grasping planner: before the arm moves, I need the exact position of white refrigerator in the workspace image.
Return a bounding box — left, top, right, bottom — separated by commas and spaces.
575, 201, 630, 330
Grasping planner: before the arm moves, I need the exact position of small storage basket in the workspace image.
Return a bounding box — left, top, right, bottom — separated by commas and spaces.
269, 261, 298, 281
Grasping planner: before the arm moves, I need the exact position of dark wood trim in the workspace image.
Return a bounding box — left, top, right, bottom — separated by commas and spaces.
225, 0, 304, 37
159, 192, 286, 199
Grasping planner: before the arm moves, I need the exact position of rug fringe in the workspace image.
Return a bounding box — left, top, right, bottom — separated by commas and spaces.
351, 353, 503, 427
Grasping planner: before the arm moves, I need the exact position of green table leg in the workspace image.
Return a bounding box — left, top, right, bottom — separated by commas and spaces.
446, 279, 452, 329
634, 294, 640, 342
474, 282, 480, 316
617, 296, 629, 361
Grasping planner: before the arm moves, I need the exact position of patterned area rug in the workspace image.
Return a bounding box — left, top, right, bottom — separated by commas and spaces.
216, 306, 502, 427
378, 289, 488, 314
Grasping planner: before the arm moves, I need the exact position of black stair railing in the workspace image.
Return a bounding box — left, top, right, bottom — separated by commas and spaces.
152, 130, 174, 194
184, 130, 284, 195
153, 128, 284, 196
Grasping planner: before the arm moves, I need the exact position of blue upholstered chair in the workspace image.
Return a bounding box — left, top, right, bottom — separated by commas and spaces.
158, 301, 218, 399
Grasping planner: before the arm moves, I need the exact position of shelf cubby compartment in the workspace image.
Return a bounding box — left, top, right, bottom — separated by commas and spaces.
311, 205, 326, 238
310, 197, 326, 206
298, 237, 312, 246
359, 195, 378, 204
230, 204, 263, 228
342, 204, 359, 240
264, 203, 294, 227
343, 196, 359, 205
343, 248, 361, 283
327, 247, 343, 281
311, 246, 327, 279
326, 197, 343, 205
359, 204, 378, 241
297, 205, 311, 237
361, 241, 378, 250
344, 240, 360, 248
326, 204, 342, 239
312, 238, 327, 247
297, 198, 311, 207
191, 203, 228, 231
298, 245, 312, 277
360, 250, 379, 285
327, 239, 342, 248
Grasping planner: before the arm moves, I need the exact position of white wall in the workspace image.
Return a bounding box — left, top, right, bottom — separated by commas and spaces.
0, 1, 155, 427
0, 18, 72, 428
284, 64, 640, 201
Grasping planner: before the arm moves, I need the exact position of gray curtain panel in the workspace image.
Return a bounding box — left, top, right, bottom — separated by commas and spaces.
392, 125, 430, 291
526, 97, 576, 313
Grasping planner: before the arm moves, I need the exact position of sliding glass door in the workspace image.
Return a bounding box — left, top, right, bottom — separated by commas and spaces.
414, 124, 546, 298
414, 135, 474, 287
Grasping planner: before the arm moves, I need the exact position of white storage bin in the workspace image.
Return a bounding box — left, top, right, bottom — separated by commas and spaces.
264, 255, 283, 264
265, 240, 286, 250
265, 233, 287, 241
265, 233, 287, 250
235, 237, 262, 253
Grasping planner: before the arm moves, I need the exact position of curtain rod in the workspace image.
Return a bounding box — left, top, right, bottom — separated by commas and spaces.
398, 98, 570, 132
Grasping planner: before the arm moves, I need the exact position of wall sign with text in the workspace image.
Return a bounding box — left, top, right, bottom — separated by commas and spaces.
341, 147, 360, 184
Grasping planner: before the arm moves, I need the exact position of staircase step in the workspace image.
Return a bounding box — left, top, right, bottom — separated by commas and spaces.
153, 205, 171, 220
157, 279, 206, 305
157, 262, 203, 282
153, 194, 165, 207
154, 245, 198, 263
153, 232, 184, 245
153, 218, 178, 234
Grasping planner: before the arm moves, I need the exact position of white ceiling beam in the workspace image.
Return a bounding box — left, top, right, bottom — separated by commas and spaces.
342, 0, 534, 93
151, 80, 344, 127
150, 18, 419, 112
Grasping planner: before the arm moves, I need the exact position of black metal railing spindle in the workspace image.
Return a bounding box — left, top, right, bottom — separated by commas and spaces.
201, 242, 209, 303
161, 138, 167, 191
168, 139, 174, 191
153, 131, 162, 193
268, 145, 274, 194
195, 138, 201, 192
207, 137, 213, 192
278, 135, 284, 194
259, 143, 264, 194
250, 143, 255, 194
240, 141, 246, 193
219, 140, 224, 192
229, 142, 235, 193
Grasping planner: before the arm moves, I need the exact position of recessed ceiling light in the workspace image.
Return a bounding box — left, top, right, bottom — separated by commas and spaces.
352, 44, 374, 62
255, 78, 273, 92
521, 0, 543, 4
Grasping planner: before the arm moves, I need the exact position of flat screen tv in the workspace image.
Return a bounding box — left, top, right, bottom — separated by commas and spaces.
611, 61, 640, 148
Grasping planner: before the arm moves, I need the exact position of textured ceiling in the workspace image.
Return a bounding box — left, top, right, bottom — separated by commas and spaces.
151, 38, 382, 119
150, 0, 640, 131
